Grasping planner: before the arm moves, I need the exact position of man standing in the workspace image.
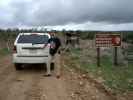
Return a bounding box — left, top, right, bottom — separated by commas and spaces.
45, 32, 61, 78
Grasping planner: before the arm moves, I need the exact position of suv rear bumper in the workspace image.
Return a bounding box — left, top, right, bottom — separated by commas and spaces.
13, 54, 50, 64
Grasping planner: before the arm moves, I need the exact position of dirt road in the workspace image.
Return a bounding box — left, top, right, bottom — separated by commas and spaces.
0, 55, 115, 100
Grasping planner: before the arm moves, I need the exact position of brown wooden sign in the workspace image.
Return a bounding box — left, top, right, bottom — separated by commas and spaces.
95, 34, 121, 66
95, 34, 121, 47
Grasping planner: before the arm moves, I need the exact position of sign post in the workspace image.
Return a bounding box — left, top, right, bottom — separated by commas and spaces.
97, 47, 100, 67
112, 34, 121, 66
95, 34, 121, 66
114, 47, 118, 65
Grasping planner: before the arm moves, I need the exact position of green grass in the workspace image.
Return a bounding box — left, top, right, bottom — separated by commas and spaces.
0, 48, 10, 56
68, 48, 133, 93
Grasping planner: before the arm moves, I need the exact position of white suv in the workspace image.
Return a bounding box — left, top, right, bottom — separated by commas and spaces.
12, 33, 51, 70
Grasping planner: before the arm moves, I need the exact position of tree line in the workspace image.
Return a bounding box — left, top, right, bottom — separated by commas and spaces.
0, 28, 133, 43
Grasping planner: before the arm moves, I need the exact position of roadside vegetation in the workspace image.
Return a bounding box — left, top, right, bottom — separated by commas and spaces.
0, 48, 10, 56
65, 47, 133, 94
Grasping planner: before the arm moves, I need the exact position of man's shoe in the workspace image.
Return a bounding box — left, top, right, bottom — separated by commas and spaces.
44, 74, 51, 77
56, 75, 60, 79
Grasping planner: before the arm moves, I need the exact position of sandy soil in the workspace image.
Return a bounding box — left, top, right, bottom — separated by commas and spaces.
0, 55, 117, 100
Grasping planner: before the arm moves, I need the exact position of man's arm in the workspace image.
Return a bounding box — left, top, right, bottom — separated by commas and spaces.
43, 39, 51, 48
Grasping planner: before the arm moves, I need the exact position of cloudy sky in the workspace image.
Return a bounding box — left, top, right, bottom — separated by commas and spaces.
0, 0, 133, 30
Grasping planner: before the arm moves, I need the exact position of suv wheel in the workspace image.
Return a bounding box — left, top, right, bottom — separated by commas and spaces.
14, 63, 23, 70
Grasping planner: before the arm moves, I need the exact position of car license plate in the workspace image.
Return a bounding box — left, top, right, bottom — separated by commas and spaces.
29, 50, 37, 54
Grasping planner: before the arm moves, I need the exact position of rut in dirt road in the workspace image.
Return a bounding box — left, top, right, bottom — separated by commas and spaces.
0, 55, 115, 100
0, 55, 71, 100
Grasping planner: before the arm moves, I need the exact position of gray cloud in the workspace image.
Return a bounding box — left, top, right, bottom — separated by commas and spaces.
1, 0, 133, 28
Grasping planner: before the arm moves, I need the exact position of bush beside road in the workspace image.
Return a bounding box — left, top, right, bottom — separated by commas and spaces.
0, 48, 10, 56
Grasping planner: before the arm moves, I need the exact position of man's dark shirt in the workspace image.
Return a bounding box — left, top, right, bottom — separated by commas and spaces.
48, 37, 61, 56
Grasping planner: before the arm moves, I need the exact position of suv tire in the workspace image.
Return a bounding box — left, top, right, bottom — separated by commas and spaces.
14, 63, 23, 70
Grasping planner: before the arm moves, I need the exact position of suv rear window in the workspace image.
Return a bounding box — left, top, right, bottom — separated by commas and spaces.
17, 34, 49, 44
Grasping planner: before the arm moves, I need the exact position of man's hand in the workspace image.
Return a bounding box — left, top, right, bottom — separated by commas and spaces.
43, 44, 47, 48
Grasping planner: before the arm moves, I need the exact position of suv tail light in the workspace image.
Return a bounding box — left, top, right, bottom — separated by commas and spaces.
13, 46, 17, 53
